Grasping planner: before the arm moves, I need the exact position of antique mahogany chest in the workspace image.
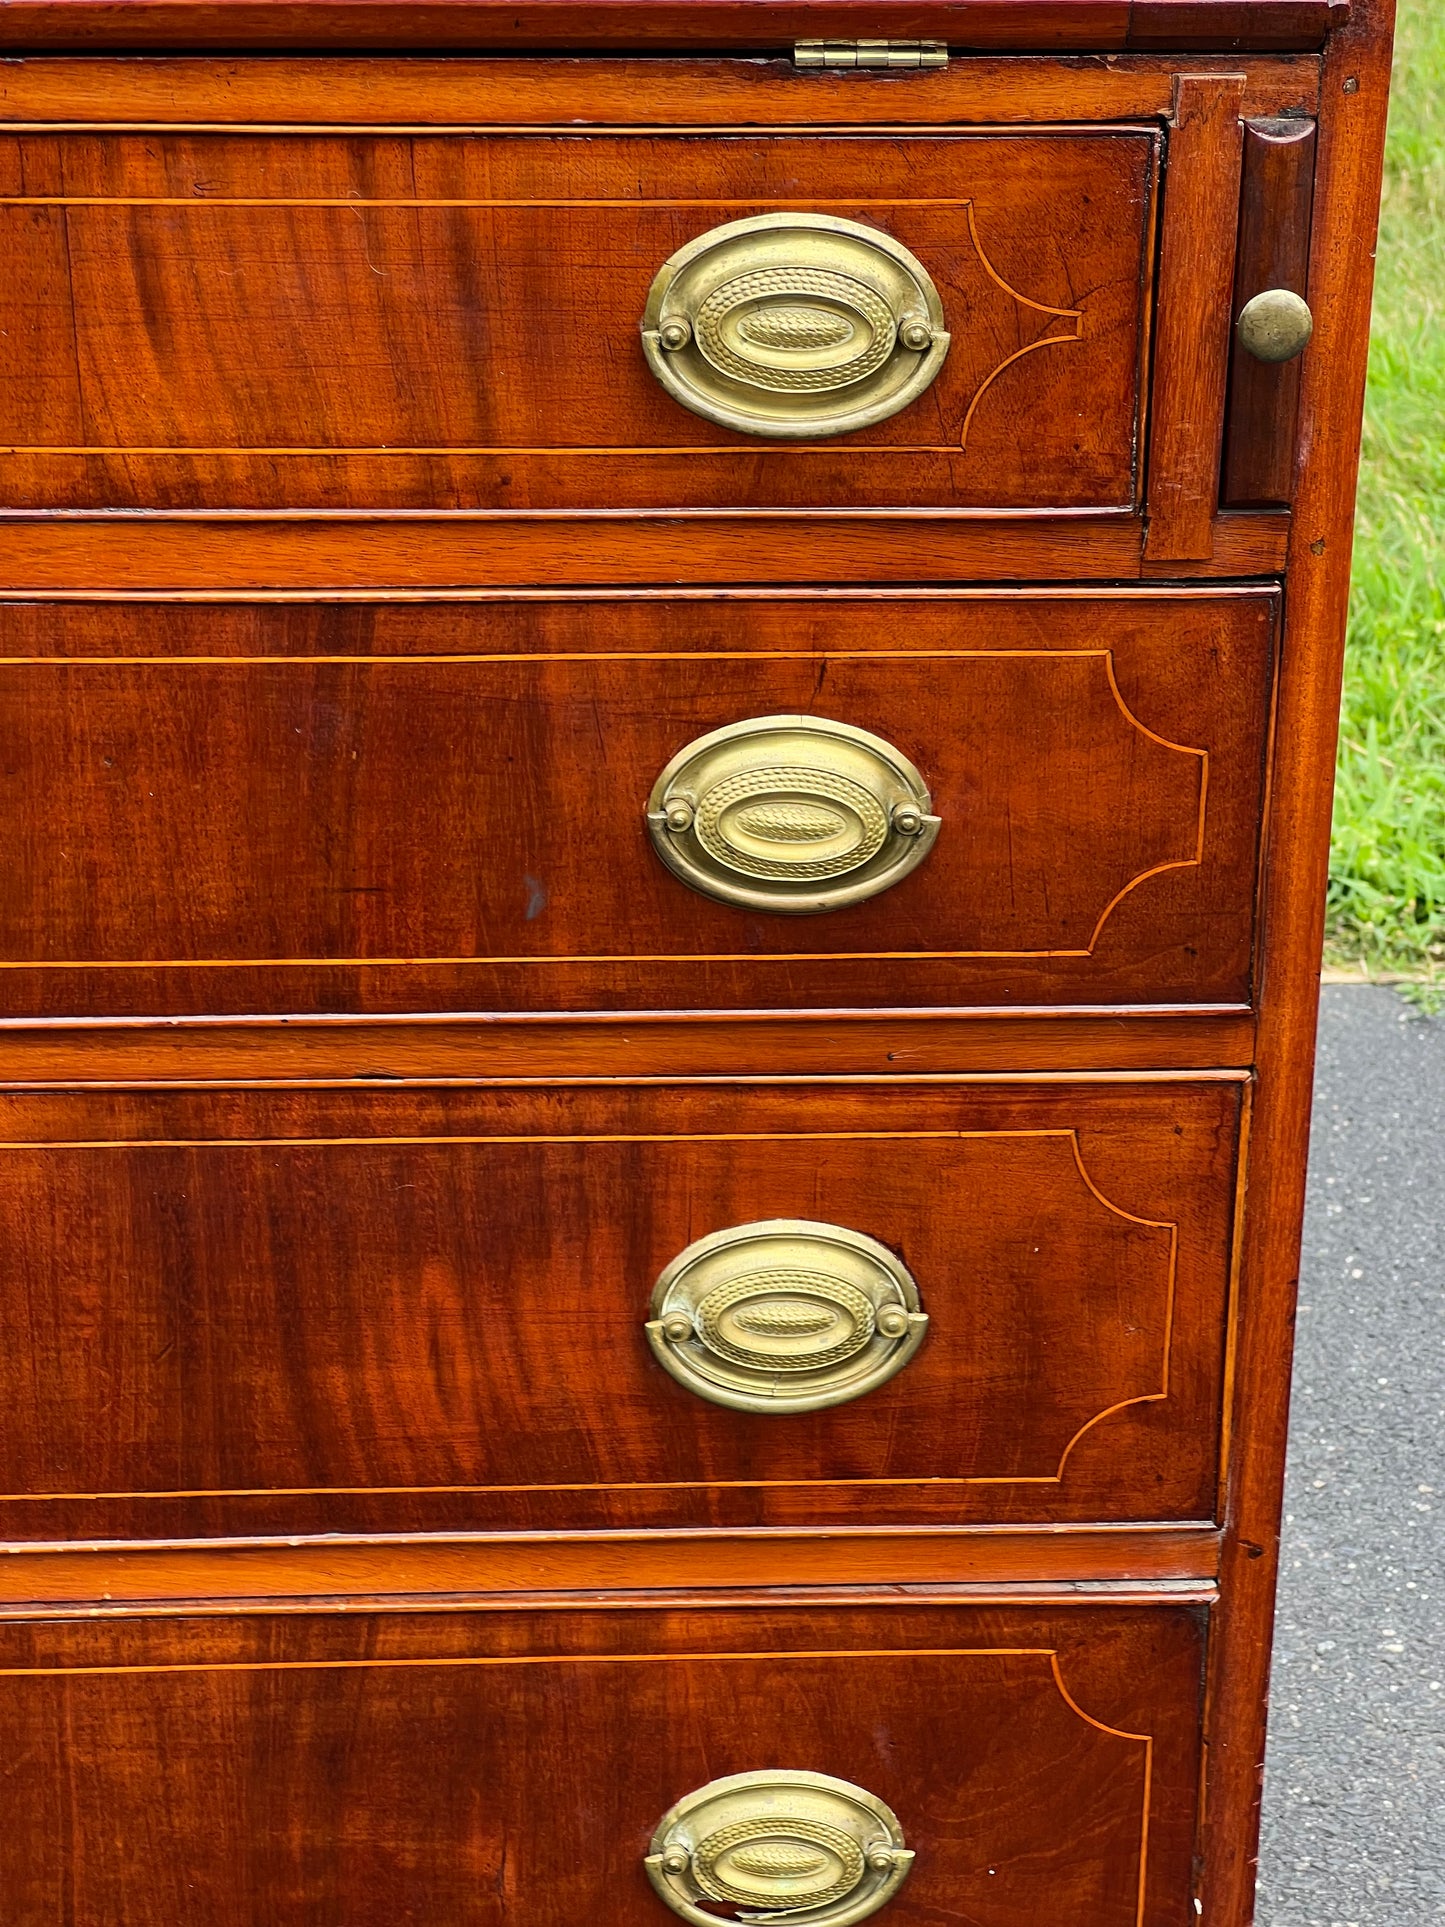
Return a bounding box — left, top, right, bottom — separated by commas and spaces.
0, 2, 1393, 1923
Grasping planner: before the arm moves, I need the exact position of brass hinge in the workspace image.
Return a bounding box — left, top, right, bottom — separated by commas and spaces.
793, 38, 949, 71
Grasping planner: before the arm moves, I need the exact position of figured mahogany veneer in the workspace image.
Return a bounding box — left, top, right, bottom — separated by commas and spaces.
0, 1076, 1244, 1539
0, 589, 1276, 1016
0, 1599, 1206, 1927
0, 127, 1156, 513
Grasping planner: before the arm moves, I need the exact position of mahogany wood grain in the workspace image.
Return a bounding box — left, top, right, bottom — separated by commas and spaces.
0, 1, 1347, 53
0, 590, 1277, 1017
0, 1599, 1205, 1927
1222, 117, 1318, 506
0, 508, 1291, 588
0, 1008, 1257, 1079
1125, 0, 1345, 45
0, 53, 1323, 123
0, 1528, 1224, 1601
1143, 72, 1246, 561
0, 14, 1393, 1927
0, 1076, 1243, 1539
1200, 3, 1395, 1921
0, 128, 1154, 514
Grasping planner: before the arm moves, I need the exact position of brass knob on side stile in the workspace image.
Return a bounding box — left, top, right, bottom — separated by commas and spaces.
646, 1219, 928, 1414
641, 212, 949, 438
1236, 288, 1314, 363
646, 715, 940, 915
646, 1770, 915, 1927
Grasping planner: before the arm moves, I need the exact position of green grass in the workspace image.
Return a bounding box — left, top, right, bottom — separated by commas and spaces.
1325, 0, 1445, 980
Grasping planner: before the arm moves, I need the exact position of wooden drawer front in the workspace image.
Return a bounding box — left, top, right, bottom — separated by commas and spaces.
0, 589, 1274, 1017
0, 1077, 1243, 1540
0, 1600, 1205, 1927
0, 127, 1154, 512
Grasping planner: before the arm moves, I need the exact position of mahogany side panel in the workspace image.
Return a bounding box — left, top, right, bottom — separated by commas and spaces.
0, 1077, 1243, 1539
0, 589, 1277, 1017
0, 1599, 1206, 1927
1200, 3, 1395, 1922
1143, 71, 1246, 561
1222, 117, 1318, 507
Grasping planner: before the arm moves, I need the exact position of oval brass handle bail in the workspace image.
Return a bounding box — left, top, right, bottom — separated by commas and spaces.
641, 212, 949, 438
647, 1770, 914, 1927
647, 1219, 928, 1414
1236, 287, 1314, 363
646, 715, 940, 915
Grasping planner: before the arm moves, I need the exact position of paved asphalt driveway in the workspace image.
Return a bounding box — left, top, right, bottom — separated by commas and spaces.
1255, 985, 1444, 1925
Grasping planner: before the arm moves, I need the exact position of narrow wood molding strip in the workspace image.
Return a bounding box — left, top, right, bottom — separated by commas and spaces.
0, 54, 1322, 122
0, 3, 1346, 56
0, 1525, 1223, 1603
0, 511, 1288, 589
0, 1579, 1221, 1621
0, 1009, 1257, 1079
1144, 72, 1248, 562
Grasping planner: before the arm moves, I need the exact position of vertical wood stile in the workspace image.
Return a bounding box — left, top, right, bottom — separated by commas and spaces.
1144, 73, 1247, 561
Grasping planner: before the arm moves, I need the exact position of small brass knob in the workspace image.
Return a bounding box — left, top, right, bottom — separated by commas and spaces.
1236, 288, 1314, 363
641, 211, 949, 439
647, 1219, 928, 1414
647, 1770, 914, 1927
646, 715, 940, 916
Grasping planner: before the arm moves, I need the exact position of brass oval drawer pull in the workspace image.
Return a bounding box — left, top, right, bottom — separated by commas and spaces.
641, 212, 949, 438
1237, 287, 1314, 363
647, 1219, 928, 1414
646, 715, 940, 915
647, 1769, 914, 1927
